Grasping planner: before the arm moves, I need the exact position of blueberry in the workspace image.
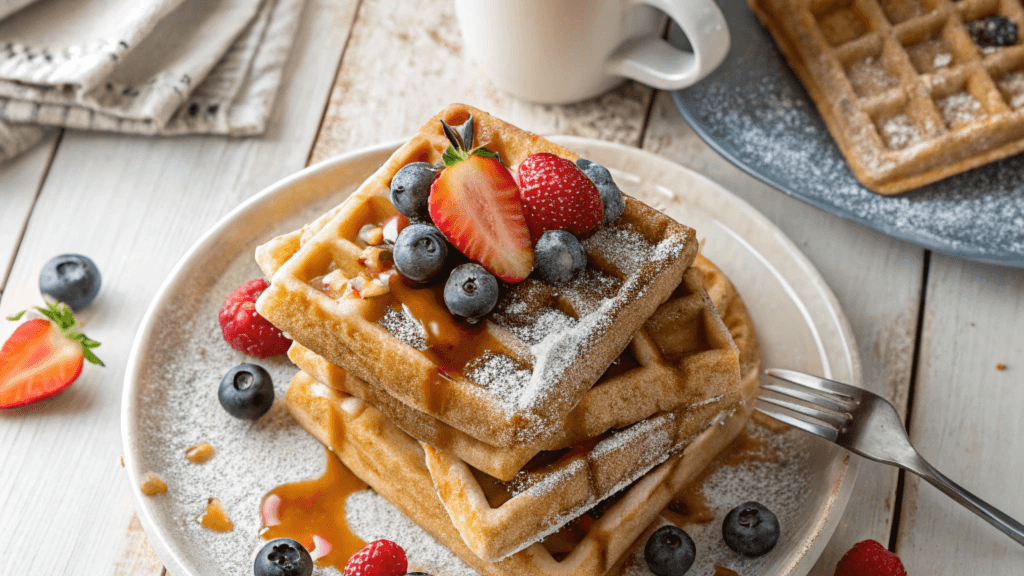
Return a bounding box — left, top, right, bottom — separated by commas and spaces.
967, 15, 1018, 48
576, 158, 625, 225
722, 501, 780, 557
218, 364, 274, 420
394, 224, 449, 283
390, 162, 437, 220
254, 538, 313, 576
644, 525, 696, 576
534, 230, 586, 284
444, 263, 499, 320
39, 254, 101, 311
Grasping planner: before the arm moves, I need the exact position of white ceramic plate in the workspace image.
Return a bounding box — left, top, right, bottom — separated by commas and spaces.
121, 137, 862, 576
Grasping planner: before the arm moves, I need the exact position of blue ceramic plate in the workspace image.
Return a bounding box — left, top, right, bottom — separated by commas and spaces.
670, 0, 1024, 268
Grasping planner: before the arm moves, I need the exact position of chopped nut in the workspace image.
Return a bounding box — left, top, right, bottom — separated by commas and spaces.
360, 278, 390, 298
343, 275, 368, 299
119, 454, 124, 467
358, 246, 393, 274
321, 269, 348, 297
358, 223, 385, 246
140, 472, 167, 496
198, 498, 233, 532
997, 363, 1007, 371
185, 442, 215, 464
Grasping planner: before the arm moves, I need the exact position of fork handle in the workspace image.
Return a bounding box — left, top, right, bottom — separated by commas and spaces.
908, 455, 1024, 546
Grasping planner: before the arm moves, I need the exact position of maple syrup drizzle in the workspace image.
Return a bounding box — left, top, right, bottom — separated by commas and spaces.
260, 448, 367, 572
714, 565, 741, 576
376, 275, 517, 378
667, 421, 780, 525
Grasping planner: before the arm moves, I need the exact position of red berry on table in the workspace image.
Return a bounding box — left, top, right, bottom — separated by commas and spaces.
218, 279, 291, 358
516, 152, 603, 241
343, 539, 407, 576
834, 540, 907, 576
0, 303, 104, 409
427, 119, 534, 283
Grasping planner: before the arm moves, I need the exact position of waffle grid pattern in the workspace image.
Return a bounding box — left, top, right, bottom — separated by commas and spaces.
754, 0, 1024, 193
255, 104, 697, 448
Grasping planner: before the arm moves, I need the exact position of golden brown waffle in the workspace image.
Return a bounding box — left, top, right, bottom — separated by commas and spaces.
286, 263, 741, 483
286, 367, 757, 576
751, 0, 1024, 194
256, 104, 698, 448
417, 260, 752, 561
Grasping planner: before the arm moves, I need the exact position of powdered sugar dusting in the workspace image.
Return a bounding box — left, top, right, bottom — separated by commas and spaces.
467, 353, 532, 416
379, 306, 427, 350
671, 21, 1024, 260
618, 425, 813, 576
133, 204, 340, 576
879, 114, 921, 150
345, 490, 477, 576
937, 90, 986, 129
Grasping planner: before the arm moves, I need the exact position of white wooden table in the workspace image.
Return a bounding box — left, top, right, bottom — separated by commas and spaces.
1, 1, 1021, 574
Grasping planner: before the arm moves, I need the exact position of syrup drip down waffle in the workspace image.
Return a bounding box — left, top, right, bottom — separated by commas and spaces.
255, 104, 698, 448
751, 0, 1024, 194
284, 364, 757, 576
275, 259, 741, 483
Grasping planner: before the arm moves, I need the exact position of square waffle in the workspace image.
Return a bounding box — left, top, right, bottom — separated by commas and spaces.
288, 266, 743, 561
285, 366, 759, 576
255, 104, 698, 448
751, 0, 1024, 194
264, 224, 741, 482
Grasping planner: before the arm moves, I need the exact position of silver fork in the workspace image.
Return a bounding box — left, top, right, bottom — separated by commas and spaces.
758, 368, 1024, 546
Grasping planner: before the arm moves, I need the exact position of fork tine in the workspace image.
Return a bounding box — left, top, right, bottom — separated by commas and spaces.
758, 393, 851, 429
760, 382, 854, 413
756, 402, 839, 442
765, 368, 861, 401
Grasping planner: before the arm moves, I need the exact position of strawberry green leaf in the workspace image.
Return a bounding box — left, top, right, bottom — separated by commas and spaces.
473, 148, 498, 160
6, 310, 26, 321
443, 146, 468, 167
82, 347, 104, 367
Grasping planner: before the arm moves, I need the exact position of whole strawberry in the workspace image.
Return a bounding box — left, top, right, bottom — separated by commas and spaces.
517, 152, 603, 241
219, 279, 291, 358
1, 303, 103, 409
344, 539, 407, 576
835, 540, 907, 576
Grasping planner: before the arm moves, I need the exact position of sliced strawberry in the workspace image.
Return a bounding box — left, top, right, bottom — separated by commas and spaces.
517, 152, 603, 241
0, 303, 103, 409
428, 121, 533, 283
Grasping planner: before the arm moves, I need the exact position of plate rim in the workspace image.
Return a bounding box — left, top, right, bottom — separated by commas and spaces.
121, 136, 862, 576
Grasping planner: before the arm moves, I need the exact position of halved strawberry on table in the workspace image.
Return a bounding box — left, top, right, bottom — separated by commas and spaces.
0, 302, 103, 409
428, 119, 534, 283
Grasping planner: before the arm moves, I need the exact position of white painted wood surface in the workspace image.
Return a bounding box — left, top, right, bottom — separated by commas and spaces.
897, 254, 1024, 573
0, 132, 58, 295
0, 0, 1021, 573
0, 0, 357, 574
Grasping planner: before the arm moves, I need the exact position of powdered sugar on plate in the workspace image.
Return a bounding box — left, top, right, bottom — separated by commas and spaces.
670, 14, 1024, 263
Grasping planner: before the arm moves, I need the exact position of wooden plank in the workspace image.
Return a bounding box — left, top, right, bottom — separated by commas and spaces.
895, 253, 1024, 574
0, 1, 358, 574
642, 92, 925, 574
309, 0, 655, 164
0, 132, 59, 294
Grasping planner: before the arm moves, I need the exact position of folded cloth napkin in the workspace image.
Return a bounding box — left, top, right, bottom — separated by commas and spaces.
0, 0, 306, 162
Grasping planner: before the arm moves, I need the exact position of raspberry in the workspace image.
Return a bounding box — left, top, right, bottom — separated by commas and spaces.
834, 540, 907, 576
218, 279, 291, 358
343, 539, 407, 576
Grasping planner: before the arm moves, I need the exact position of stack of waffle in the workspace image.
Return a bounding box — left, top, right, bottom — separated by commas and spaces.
254, 104, 762, 576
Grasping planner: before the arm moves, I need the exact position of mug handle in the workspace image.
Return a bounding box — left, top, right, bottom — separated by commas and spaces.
606, 0, 731, 90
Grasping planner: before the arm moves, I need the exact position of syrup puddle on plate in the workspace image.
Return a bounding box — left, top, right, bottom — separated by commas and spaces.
260, 448, 368, 571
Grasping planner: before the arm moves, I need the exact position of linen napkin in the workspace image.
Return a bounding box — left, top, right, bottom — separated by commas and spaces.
0, 0, 306, 162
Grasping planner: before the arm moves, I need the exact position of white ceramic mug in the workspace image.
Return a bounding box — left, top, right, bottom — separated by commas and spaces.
454, 0, 731, 104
